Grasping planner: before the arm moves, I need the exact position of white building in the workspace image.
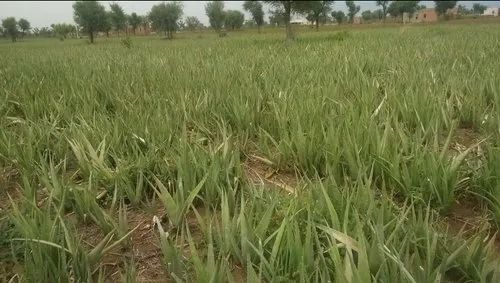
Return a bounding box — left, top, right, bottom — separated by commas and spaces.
483, 7, 499, 16
290, 15, 311, 25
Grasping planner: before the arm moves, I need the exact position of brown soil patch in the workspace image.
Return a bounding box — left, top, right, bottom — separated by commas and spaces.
443, 197, 500, 254
0, 166, 21, 212
243, 154, 299, 196
452, 127, 481, 149
444, 197, 489, 236
73, 204, 213, 282
73, 203, 168, 282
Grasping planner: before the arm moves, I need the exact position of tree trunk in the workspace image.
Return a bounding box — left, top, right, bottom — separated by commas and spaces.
257, 25, 261, 33
89, 31, 94, 43
316, 20, 319, 31
133, 28, 136, 35
284, 3, 294, 40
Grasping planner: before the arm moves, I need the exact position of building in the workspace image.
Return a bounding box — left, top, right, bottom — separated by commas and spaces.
290, 15, 310, 25
412, 8, 438, 23
483, 7, 499, 16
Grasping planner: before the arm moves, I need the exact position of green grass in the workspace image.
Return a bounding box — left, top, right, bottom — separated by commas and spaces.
1, 24, 499, 282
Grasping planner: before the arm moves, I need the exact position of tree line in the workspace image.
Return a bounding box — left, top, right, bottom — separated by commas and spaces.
1, 1, 487, 43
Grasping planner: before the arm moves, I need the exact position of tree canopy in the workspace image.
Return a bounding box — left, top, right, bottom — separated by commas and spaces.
128, 13, 142, 35
109, 2, 127, 33
472, 3, 487, 14
243, 1, 265, 31
331, 10, 346, 24
375, 1, 391, 21
185, 16, 203, 31
346, 0, 361, 23
224, 10, 245, 30
264, 1, 313, 40
149, 1, 184, 39
73, 0, 108, 43
2, 17, 18, 42
51, 23, 76, 40
18, 18, 31, 37
434, 1, 457, 16
305, 1, 334, 30
387, 1, 420, 18
205, 1, 226, 34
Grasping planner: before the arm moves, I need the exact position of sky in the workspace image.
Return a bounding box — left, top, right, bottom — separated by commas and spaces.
1, 1, 500, 29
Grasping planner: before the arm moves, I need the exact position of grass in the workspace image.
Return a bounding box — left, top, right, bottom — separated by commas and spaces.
1, 23, 499, 282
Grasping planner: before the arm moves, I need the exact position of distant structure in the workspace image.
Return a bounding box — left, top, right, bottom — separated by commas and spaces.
290, 15, 310, 25
483, 7, 499, 16
412, 8, 438, 23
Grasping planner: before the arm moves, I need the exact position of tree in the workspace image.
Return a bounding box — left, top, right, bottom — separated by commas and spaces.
457, 5, 472, 15
18, 18, 31, 38
346, 0, 360, 23
434, 1, 457, 16
387, 1, 419, 20
205, 1, 225, 35
268, 9, 285, 26
73, 0, 108, 43
128, 12, 142, 35
361, 10, 372, 21
264, 1, 312, 40
51, 23, 76, 40
2, 17, 18, 42
185, 16, 202, 31
375, 1, 390, 22
472, 3, 487, 15
149, 1, 183, 39
224, 10, 245, 30
331, 10, 345, 24
102, 12, 113, 37
305, 1, 334, 31
372, 9, 384, 20
110, 2, 127, 35
243, 1, 265, 32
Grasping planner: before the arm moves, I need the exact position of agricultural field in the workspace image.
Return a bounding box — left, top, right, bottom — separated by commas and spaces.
0, 23, 499, 282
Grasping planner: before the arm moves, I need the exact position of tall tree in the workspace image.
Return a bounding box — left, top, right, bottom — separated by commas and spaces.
361, 10, 373, 21
109, 2, 127, 35
2, 17, 18, 42
346, 0, 360, 23
434, 1, 457, 16
128, 13, 142, 35
18, 18, 31, 38
243, 1, 265, 32
205, 1, 226, 35
264, 1, 312, 40
331, 10, 345, 24
102, 12, 113, 37
306, 1, 334, 31
185, 16, 202, 31
149, 1, 183, 39
457, 4, 472, 15
224, 10, 245, 30
375, 1, 390, 22
73, 0, 107, 43
268, 9, 285, 26
387, 1, 419, 20
472, 3, 487, 15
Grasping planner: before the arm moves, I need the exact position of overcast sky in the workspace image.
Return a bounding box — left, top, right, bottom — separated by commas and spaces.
1, 1, 499, 28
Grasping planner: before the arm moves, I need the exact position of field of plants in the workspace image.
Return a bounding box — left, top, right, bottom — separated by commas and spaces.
1, 23, 499, 282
